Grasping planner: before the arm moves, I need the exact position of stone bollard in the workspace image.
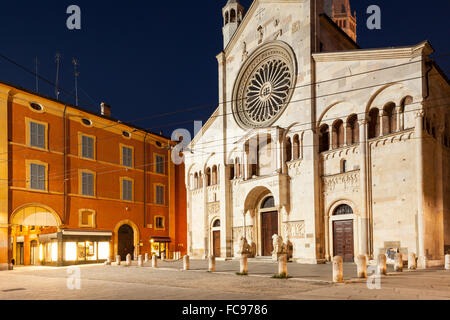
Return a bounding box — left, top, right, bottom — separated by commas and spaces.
355, 255, 367, 278
126, 254, 132, 266
377, 254, 387, 275
115, 255, 121, 265
332, 256, 343, 283
208, 256, 216, 272
144, 253, 149, 263
152, 255, 158, 268
161, 252, 166, 261
445, 254, 450, 270
394, 253, 403, 272
183, 255, 190, 270
138, 255, 144, 267
240, 254, 248, 274
408, 252, 417, 270
104, 257, 111, 266
278, 254, 288, 277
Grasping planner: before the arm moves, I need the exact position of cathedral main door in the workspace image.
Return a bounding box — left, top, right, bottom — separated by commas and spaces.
333, 220, 354, 262
261, 211, 278, 256
213, 230, 221, 257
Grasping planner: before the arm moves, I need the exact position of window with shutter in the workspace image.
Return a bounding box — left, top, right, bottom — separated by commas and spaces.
81, 136, 94, 159
122, 146, 133, 167
30, 122, 46, 149
155, 185, 164, 205
155, 155, 164, 174
81, 172, 94, 196
122, 179, 133, 201
30, 163, 46, 190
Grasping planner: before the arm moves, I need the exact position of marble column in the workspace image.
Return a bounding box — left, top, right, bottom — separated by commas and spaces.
415, 111, 426, 269
203, 173, 209, 259
395, 106, 402, 132
358, 119, 369, 256
343, 122, 348, 146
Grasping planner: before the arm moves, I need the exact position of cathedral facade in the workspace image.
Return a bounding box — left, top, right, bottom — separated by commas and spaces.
184, 0, 450, 266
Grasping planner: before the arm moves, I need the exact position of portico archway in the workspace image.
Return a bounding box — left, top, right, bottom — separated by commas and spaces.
242, 186, 280, 257
113, 220, 140, 260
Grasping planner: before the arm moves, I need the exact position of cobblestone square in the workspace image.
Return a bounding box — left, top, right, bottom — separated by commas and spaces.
1, 260, 449, 300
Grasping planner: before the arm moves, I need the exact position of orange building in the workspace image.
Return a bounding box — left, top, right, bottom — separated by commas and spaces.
0, 81, 187, 269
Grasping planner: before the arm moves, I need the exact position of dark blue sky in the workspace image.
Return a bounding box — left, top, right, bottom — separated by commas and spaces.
0, 0, 448, 137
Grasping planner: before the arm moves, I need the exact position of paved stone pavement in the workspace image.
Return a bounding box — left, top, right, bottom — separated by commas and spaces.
0, 260, 449, 300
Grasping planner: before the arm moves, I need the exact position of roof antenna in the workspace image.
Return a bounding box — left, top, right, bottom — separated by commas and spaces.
55, 53, 61, 100
72, 58, 80, 106
34, 56, 39, 93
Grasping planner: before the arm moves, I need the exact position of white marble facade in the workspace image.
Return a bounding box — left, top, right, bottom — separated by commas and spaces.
184, 0, 450, 266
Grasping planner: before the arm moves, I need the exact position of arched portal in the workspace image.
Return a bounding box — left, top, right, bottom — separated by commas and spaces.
10, 204, 62, 266
259, 196, 278, 256
211, 219, 221, 257
118, 224, 134, 261
243, 186, 280, 257
328, 203, 355, 262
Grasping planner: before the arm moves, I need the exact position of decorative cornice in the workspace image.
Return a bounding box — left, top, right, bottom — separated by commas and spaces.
312, 41, 434, 62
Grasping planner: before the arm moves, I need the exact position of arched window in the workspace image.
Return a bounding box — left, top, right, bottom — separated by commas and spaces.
400, 96, 412, 130
212, 165, 218, 185
383, 103, 396, 135
293, 135, 300, 160
230, 9, 236, 23
198, 172, 203, 188
205, 168, 211, 186
346, 114, 359, 145
261, 196, 275, 209
341, 159, 347, 173
213, 219, 220, 228
332, 120, 345, 149
285, 137, 292, 162
225, 11, 229, 25
229, 163, 235, 180
334, 204, 353, 215
368, 108, 380, 139
235, 157, 241, 178
194, 172, 199, 189
319, 124, 330, 153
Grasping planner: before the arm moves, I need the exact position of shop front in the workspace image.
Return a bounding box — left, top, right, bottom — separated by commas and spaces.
39, 229, 112, 266
150, 237, 171, 258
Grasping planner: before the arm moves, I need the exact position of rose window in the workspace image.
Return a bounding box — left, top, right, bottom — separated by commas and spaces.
232, 42, 297, 129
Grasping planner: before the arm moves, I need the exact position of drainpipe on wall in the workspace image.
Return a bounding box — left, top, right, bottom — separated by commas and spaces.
62, 105, 67, 226
144, 132, 149, 228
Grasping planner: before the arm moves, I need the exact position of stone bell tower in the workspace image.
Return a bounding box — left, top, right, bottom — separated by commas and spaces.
222, 0, 245, 48
324, 0, 357, 42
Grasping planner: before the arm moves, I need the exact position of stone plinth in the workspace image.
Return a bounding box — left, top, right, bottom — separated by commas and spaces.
377, 254, 387, 275
408, 253, 417, 270
394, 253, 403, 272
183, 255, 190, 270
355, 255, 367, 278
152, 255, 158, 268
240, 254, 248, 274
278, 254, 287, 277
333, 256, 343, 283
208, 256, 216, 272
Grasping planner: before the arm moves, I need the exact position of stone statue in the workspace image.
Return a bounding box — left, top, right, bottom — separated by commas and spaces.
272, 234, 288, 261
238, 237, 251, 256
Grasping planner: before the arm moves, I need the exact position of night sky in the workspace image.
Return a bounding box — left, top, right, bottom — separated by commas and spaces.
0, 0, 448, 137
